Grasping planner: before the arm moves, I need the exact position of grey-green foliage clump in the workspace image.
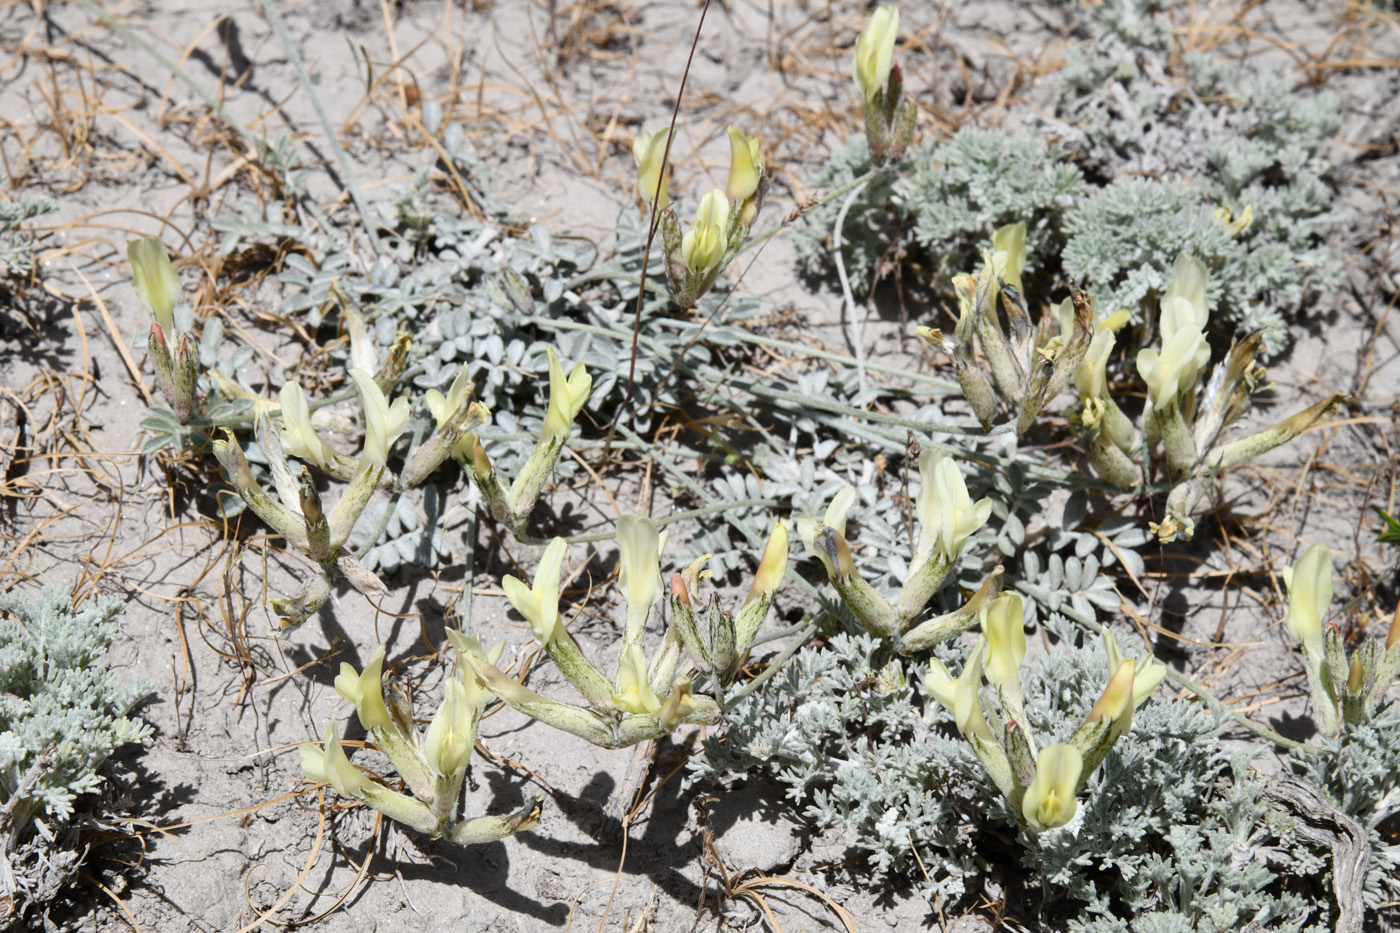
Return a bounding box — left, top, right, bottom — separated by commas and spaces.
695, 616, 1327, 926
1056, 0, 1339, 353
790, 135, 900, 295
897, 128, 1083, 278
1288, 702, 1400, 912
0, 191, 57, 279
0, 587, 150, 921
0, 588, 150, 827
791, 129, 1080, 297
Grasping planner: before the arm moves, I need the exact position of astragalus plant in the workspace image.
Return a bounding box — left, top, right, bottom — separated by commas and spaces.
455, 517, 789, 749
300, 638, 539, 845
922, 232, 1343, 543
924, 596, 1165, 832
798, 448, 1001, 651
632, 121, 767, 310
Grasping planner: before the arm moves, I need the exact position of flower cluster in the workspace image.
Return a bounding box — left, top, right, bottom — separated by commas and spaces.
920, 228, 1344, 543
1075, 253, 1344, 542
925, 598, 1166, 831
918, 222, 1092, 436
456, 517, 789, 748
1283, 543, 1400, 736
632, 124, 765, 308
300, 639, 540, 845
212, 367, 452, 629
206, 342, 591, 627
458, 346, 593, 537
798, 449, 999, 650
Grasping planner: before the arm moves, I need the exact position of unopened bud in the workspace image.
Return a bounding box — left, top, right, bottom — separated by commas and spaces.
172, 333, 200, 423
299, 467, 330, 561
670, 573, 690, 606
148, 323, 176, 407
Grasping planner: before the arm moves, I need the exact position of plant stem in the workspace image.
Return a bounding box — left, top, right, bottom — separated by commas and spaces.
514, 498, 780, 546
832, 179, 872, 401
261, 0, 383, 256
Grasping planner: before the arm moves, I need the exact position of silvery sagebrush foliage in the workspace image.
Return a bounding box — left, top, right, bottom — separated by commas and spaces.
0, 190, 57, 280
0, 588, 151, 922
791, 129, 1080, 297
0, 589, 151, 828
1057, 0, 1339, 354
1278, 545, 1400, 910
1288, 703, 1400, 911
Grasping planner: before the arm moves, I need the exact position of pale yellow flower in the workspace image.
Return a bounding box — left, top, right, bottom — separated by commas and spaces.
1022, 744, 1082, 831
503, 537, 568, 645
853, 5, 899, 100
612, 643, 663, 715
127, 236, 180, 336
632, 128, 671, 210
725, 126, 763, 206
680, 188, 731, 277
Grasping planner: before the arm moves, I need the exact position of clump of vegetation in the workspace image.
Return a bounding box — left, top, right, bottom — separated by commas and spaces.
0, 588, 151, 924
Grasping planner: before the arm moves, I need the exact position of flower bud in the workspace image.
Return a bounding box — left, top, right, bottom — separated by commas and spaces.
298, 466, 330, 561
172, 334, 200, 422
617, 515, 665, 643
424, 677, 475, 778
724, 126, 762, 207
981, 593, 1026, 700
742, 523, 788, 608
632, 128, 671, 210
1284, 543, 1332, 659
1086, 658, 1136, 740
990, 222, 1026, 295
148, 323, 176, 406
